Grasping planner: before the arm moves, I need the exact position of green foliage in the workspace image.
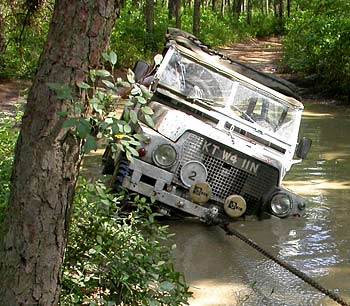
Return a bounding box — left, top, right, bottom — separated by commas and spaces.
61, 179, 191, 305
0, 1, 52, 79
110, 2, 169, 68
283, 0, 350, 94
53, 51, 155, 158
0, 108, 23, 224
249, 13, 282, 38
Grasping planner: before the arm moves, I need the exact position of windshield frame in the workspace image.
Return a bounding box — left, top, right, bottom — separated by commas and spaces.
154, 45, 303, 146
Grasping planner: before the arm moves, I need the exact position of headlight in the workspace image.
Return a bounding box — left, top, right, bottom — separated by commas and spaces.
152, 144, 177, 168
270, 192, 292, 217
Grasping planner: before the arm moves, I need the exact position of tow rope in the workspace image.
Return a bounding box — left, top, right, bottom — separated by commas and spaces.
220, 224, 349, 306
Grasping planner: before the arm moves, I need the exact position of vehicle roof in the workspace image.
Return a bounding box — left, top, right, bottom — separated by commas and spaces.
165, 28, 303, 109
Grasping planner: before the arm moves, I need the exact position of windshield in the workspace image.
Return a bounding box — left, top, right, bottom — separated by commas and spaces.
158, 48, 302, 142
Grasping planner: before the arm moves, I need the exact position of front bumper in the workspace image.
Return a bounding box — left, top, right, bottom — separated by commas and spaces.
123, 158, 221, 221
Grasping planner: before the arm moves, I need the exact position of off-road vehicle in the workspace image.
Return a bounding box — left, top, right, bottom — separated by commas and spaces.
104, 29, 311, 224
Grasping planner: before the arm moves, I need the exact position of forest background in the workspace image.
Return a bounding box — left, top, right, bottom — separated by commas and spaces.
1, 0, 349, 96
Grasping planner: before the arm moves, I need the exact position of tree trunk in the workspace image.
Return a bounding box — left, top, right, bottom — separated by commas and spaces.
212, 0, 219, 11
266, 0, 269, 15
233, 0, 243, 18
247, 0, 252, 25
168, 0, 175, 20
175, 0, 182, 28
0, 1, 121, 305
221, 0, 226, 16
193, 0, 200, 36
146, 0, 154, 34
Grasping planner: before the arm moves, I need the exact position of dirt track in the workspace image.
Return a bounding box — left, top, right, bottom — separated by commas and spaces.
0, 80, 30, 114
0, 37, 289, 115
220, 36, 284, 74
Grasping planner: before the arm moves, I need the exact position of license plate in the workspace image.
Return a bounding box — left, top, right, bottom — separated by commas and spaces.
201, 139, 260, 176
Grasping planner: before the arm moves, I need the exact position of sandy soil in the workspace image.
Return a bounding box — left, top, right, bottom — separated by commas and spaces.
220, 36, 284, 74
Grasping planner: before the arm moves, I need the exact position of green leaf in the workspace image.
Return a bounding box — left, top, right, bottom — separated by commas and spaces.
104, 117, 114, 124
140, 85, 153, 99
117, 78, 130, 88
102, 52, 110, 62
129, 110, 138, 124
134, 133, 149, 142
141, 106, 154, 115
126, 150, 133, 162
127, 69, 135, 84
131, 85, 141, 96
136, 96, 147, 104
96, 235, 103, 245
125, 101, 135, 107
110, 51, 117, 65
126, 145, 139, 157
62, 118, 78, 128
83, 135, 97, 153
102, 80, 115, 89
160, 281, 174, 292
77, 119, 91, 139
58, 111, 68, 118
124, 124, 132, 134
95, 69, 111, 78
89, 70, 96, 82
128, 139, 140, 146
144, 114, 155, 128
77, 81, 91, 89
47, 83, 73, 100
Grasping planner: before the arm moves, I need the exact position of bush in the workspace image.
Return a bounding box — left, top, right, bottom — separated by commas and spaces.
282, 0, 350, 94
61, 180, 191, 305
0, 1, 51, 79
0, 109, 22, 225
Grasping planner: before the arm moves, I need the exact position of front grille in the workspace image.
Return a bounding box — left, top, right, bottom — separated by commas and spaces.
174, 132, 279, 215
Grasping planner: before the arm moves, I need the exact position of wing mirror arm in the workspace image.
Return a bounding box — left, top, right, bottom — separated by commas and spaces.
296, 137, 312, 159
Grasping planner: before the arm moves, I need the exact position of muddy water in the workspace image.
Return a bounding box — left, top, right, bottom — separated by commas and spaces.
168, 101, 350, 306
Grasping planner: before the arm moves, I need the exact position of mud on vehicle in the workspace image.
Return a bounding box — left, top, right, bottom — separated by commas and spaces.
103, 28, 311, 224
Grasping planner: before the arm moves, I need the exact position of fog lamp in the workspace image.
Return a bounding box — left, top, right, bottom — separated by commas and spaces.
152, 144, 177, 168
270, 193, 292, 217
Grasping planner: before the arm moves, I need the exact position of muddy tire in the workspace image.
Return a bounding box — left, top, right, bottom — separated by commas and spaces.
111, 155, 130, 193
102, 144, 115, 175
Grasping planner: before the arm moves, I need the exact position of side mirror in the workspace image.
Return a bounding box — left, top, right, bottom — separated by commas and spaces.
296, 137, 312, 159
132, 61, 150, 82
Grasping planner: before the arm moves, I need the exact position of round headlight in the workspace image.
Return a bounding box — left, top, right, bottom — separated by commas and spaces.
270, 193, 292, 217
153, 144, 177, 168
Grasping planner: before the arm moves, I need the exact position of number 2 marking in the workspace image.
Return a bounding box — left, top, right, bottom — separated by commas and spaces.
189, 171, 197, 181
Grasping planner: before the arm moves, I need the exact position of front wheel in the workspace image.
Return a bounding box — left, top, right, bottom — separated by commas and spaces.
110, 151, 130, 193
102, 144, 115, 175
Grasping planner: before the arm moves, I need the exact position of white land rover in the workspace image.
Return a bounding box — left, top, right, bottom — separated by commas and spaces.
105, 29, 311, 224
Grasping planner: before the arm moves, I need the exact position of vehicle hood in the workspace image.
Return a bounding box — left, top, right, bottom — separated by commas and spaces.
148, 101, 284, 178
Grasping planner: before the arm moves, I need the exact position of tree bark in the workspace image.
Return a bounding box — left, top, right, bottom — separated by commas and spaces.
247, 0, 252, 25
168, 0, 175, 20
146, 0, 154, 34
0, 1, 121, 305
175, 0, 182, 28
193, 0, 200, 36
233, 0, 243, 18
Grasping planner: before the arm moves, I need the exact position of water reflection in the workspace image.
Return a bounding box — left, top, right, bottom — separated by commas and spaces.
170, 101, 350, 306
282, 102, 350, 304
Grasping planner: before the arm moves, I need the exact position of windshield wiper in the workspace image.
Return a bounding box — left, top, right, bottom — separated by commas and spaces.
231, 104, 255, 123
187, 96, 224, 108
